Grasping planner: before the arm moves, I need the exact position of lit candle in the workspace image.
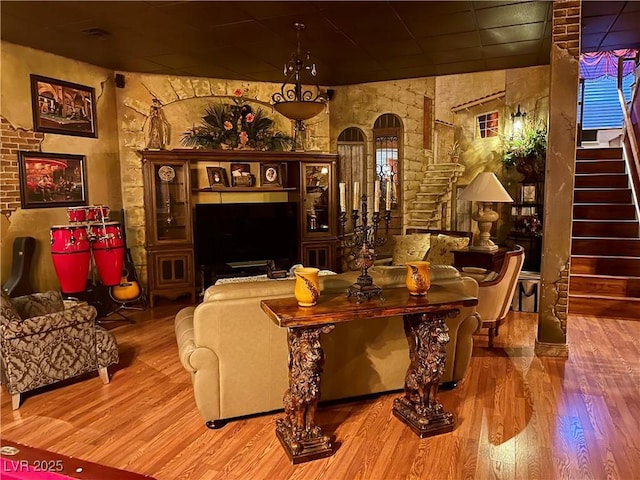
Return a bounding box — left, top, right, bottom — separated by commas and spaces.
374, 180, 380, 212
353, 181, 360, 211
339, 183, 346, 212
385, 179, 392, 211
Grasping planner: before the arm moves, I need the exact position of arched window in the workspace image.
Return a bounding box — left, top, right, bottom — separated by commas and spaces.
373, 114, 402, 211
337, 127, 366, 207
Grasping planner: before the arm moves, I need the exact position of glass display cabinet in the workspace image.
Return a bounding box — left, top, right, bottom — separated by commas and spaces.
300, 162, 337, 269
142, 154, 196, 306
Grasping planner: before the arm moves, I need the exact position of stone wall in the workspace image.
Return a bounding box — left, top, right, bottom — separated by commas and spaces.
1, 39, 553, 291
329, 78, 436, 232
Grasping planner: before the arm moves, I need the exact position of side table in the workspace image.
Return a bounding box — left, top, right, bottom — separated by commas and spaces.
452, 247, 508, 274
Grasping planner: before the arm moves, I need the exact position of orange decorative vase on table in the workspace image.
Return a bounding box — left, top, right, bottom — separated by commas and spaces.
405, 261, 431, 296
294, 267, 320, 307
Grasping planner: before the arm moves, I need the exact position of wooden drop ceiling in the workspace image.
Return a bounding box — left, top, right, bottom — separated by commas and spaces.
1, 1, 639, 86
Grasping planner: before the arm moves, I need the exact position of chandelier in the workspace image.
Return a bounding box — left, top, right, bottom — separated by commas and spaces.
272, 23, 328, 150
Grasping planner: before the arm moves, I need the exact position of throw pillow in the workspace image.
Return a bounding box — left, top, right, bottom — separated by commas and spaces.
425, 234, 470, 265
391, 233, 431, 265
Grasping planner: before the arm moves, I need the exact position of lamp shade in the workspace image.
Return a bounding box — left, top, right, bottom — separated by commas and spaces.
458, 172, 514, 203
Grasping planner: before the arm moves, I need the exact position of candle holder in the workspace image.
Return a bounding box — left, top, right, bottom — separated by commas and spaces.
339, 194, 391, 303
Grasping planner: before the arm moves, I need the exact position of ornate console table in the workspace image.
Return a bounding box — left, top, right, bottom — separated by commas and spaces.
260, 286, 478, 463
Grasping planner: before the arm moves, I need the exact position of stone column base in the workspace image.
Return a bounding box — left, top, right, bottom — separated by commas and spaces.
535, 339, 569, 357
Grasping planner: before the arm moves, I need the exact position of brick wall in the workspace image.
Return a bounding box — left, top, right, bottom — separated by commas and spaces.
1, 116, 44, 216
552, 0, 581, 58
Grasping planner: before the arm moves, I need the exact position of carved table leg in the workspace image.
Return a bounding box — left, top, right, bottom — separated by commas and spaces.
276, 324, 335, 463
393, 309, 459, 438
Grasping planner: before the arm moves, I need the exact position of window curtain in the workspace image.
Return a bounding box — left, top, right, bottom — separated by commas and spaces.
579, 49, 637, 80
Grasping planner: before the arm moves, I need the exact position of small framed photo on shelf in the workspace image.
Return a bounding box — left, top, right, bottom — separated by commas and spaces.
521, 183, 537, 203
230, 162, 255, 187
260, 163, 285, 187
206, 166, 229, 187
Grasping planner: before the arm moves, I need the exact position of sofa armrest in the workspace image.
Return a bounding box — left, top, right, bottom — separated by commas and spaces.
2, 304, 97, 340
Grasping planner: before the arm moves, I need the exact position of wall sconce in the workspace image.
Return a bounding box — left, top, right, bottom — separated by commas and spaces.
511, 104, 526, 138
458, 172, 514, 251
272, 23, 328, 151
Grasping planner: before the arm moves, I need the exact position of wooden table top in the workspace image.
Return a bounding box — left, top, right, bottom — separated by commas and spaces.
261, 285, 478, 328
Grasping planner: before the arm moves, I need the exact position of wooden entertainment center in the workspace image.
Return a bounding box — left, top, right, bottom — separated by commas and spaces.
140, 150, 339, 306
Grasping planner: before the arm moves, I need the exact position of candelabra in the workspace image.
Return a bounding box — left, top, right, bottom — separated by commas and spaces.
339, 194, 391, 303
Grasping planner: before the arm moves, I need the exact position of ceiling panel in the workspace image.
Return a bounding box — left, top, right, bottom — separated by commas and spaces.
475, 1, 549, 29
480, 23, 545, 46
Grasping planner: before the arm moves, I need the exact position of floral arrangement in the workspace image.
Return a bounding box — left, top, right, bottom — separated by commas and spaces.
181, 88, 292, 151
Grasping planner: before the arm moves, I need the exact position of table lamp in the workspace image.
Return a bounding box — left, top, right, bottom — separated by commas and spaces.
459, 172, 514, 251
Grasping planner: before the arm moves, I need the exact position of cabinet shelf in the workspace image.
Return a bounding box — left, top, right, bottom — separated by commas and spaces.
193, 186, 297, 193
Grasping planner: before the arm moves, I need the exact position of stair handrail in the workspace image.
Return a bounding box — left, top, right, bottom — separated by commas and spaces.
617, 55, 640, 221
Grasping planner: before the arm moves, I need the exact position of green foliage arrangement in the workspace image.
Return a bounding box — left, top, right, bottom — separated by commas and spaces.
501, 121, 547, 167
181, 89, 292, 151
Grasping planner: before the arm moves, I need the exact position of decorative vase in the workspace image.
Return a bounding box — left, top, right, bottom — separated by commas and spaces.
405, 261, 431, 296
294, 267, 320, 307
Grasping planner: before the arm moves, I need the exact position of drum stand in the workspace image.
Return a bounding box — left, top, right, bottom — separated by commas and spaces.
103, 290, 147, 322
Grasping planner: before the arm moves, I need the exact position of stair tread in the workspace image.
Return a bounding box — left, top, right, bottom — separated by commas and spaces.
569, 293, 640, 301
573, 219, 638, 223
571, 273, 640, 280
572, 254, 640, 260
572, 236, 640, 240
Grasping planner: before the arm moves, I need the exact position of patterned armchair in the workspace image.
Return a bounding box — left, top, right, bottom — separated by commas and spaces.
0, 290, 119, 409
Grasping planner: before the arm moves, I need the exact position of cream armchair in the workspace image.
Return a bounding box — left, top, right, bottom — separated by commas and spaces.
465, 245, 525, 347
0, 290, 119, 409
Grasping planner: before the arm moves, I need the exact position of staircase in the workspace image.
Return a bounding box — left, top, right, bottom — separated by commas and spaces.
405, 163, 465, 231
569, 147, 640, 319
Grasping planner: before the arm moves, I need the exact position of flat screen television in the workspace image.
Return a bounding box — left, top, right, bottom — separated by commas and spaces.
194, 202, 299, 272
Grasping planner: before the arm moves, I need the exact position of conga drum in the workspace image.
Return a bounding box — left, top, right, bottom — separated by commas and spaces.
50, 225, 91, 293
86, 205, 110, 222
89, 222, 124, 286
67, 206, 87, 223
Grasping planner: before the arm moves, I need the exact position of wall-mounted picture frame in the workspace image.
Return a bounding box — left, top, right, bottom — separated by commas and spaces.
30, 74, 97, 138
521, 183, 537, 203
206, 166, 229, 187
17, 151, 88, 209
230, 162, 254, 187
260, 162, 285, 187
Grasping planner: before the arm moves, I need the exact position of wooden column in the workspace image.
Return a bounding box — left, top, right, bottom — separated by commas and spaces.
536, 0, 581, 357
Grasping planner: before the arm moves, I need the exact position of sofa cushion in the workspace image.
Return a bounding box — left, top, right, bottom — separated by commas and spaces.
10, 291, 64, 319
426, 234, 470, 265
391, 233, 431, 265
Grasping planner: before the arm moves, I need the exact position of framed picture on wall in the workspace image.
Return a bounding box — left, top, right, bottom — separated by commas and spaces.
30, 74, 97, 138
17, 151, 88, 209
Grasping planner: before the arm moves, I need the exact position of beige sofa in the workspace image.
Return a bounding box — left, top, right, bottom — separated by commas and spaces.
175, 265, 479, 427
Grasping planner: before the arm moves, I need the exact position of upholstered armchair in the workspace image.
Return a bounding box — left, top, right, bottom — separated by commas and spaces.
0, 290, 119, 409
463, 245, 525, 347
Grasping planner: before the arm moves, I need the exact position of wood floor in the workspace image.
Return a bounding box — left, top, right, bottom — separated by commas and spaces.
2, 304, 639, 480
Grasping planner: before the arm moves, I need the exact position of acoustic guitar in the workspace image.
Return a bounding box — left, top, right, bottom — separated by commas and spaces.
110, 248, 142, 303
109, 210, 143, 304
